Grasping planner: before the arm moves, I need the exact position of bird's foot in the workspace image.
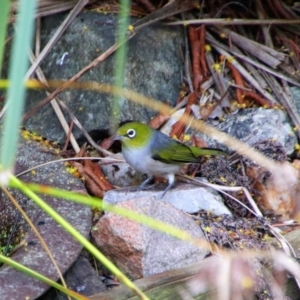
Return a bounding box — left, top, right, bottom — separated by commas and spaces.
129, 184, 155, 192
137, 184, 155, 191
160, 181, 175, 199
136, 176, 155, 191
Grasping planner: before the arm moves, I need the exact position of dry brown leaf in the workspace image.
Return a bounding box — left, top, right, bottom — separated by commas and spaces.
247, 162, 300, 221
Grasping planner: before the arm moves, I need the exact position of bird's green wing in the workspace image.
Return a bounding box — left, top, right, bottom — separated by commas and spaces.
151, 131, 227, 164
151, 131, 199, 164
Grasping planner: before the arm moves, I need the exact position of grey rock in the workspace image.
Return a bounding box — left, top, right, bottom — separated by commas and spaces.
3, 12, 184, 142
290, 86, 300, 115
39, 254, 106, 299
194, 108, 297, 154
219, 108, 296, 154
92, 197, 209, 280
104, 181, 232, 216
101, 160, 142, 187
0, 135, 91, 300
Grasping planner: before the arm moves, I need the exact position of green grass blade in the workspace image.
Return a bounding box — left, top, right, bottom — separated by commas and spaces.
14, 181, 209, 250
110, 0, 131, 131
0, 254, 88, 300
0, 0, 37, 169
9, 175, 150, 300
0, 0, 10, 74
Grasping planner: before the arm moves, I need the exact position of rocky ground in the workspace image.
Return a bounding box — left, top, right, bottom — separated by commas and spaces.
2, 0, 300, 299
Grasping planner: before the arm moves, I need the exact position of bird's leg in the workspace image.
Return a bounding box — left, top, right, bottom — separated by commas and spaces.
137, 175, 155, 190
128, 176, 154, 192
160, 174, 175, 199
160, 181, 175, 199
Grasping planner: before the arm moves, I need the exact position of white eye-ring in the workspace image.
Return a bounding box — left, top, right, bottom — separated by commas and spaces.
126, 129, 136, 138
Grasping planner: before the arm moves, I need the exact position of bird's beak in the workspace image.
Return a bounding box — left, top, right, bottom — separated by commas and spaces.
113, 134, 122, 141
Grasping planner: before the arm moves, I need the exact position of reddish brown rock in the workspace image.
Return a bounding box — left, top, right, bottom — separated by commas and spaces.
92, 197, 209, 280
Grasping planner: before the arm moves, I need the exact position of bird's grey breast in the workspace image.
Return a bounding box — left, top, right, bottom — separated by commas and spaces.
121, 143, 153, 174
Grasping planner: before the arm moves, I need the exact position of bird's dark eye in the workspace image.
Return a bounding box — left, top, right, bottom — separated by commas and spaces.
126, 129, 136, 138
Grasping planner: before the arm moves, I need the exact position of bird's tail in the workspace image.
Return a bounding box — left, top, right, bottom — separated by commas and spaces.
198, 148, 228, 156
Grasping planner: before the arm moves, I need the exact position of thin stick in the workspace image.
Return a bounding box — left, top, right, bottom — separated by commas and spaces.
166, 18, 300, 26
25, 0, 89, 79
16, 157, 123, 178
23, 35, 135, 121
28, 49, 80, 153
58, 100, 120, 158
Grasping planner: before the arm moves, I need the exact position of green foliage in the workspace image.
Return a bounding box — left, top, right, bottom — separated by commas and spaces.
0, 0, 37, 169
9, 175, 150, 299
0, 1, 197, 299
0, 253, 87, 300
0, 0, 10, 74
110, 0, 131, 132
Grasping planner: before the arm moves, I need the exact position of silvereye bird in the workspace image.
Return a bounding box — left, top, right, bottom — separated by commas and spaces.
114, 122, 227, 198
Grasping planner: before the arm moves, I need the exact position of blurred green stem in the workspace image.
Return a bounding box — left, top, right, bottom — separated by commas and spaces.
0, 0, 10, 74
0, 0, 37, 169
110, 0, 131, 132
9, 175, 150, 300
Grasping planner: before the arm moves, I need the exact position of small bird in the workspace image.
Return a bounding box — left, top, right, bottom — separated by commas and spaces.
114, 122, 227, 198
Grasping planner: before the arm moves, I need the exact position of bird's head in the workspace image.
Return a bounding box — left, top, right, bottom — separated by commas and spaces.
114, 122, 152, 150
